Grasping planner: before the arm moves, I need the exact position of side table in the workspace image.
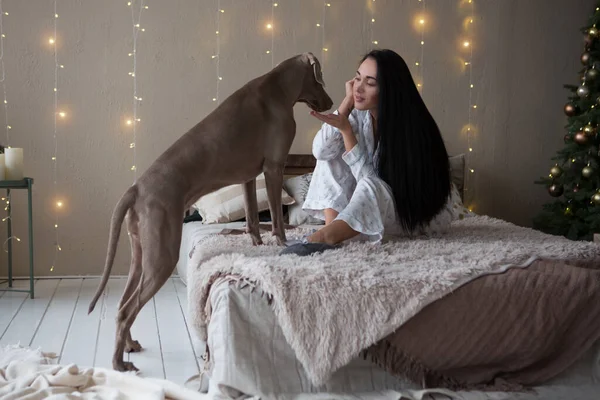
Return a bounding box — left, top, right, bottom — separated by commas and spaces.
0, 178, 34, 299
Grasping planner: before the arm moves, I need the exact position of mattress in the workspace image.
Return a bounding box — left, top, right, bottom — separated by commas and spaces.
179, 222, 600, 399
203, 279, 600, 400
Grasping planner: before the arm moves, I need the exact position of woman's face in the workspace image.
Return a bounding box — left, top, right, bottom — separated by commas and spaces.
353, 57, 379, 112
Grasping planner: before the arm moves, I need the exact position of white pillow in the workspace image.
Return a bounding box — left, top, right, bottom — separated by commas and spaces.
192, 173, 295, 224
283, 173, 325, 226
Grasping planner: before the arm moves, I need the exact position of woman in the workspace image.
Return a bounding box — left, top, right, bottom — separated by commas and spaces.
283, 49, 452, 256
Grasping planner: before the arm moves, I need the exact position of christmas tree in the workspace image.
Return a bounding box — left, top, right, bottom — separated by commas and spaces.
533, 3, 600, 241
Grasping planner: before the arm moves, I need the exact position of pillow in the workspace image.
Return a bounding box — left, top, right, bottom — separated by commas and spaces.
448, 182, 472, 221
283, 173, 325, 226
192, 173, 295, 224
449, 154, 465, 200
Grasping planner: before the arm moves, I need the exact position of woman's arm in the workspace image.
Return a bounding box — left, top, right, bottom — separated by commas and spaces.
311, 80, 357, 160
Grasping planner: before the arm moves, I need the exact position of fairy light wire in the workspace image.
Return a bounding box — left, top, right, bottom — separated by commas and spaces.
213, 0, 222, 104
128, 0, 146, 181
0, 1, 10, 146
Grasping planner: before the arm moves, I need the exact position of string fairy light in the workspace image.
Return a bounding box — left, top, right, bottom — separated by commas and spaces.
0, 0, 11, 147
126, 0, 147, 181
212, 0, 223, 104
0, 1, 16, 248
49, 0, 64, 271
462, 0, 476, 210
369, 0, 377, 49
417, 0, 425, 93
320, 2, 331, 60
266, 1, 278, 67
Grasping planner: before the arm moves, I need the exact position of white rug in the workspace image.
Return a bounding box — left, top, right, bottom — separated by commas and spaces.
0, 344, 208, 400
187, 215, 600, 387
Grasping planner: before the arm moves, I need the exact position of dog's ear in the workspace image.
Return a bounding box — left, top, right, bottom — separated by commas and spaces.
304, 52, 325, 87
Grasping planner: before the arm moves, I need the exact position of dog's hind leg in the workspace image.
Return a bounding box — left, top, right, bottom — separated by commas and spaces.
117, 212, 143, 353
243, 178, 263, 245
112, 206, 182, 372
263, 159, 286, 246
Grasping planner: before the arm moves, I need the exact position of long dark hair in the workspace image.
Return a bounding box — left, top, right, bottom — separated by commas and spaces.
363, 49, 451, 233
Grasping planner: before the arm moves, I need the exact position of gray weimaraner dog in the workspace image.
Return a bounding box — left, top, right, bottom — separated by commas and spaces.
88, 52, 333, 373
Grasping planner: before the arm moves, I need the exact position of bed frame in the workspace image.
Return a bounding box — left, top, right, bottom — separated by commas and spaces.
284, 154, 316, 176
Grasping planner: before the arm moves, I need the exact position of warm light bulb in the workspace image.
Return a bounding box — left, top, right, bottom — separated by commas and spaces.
216, 30, 219, 34
55, 224, 58, 228
323, 48, 328, 51
266, 50, 271, 54
56, 201, 63, 208
58, 111, 66, 118
327, 3, 331, 6
316, 23, 321, 27
470, 84, 474, 88
473, 105, 477, 109
266, 23, 273, 29
50, 266, 54, 272
372, 18, 375, 22
469, 148, 473, 152
470, 169, 474, 173
220, 9, 224, 13
126, 119, 133, 125
49, 37, 55, 44
130, 143, 135, 148
421, 41, 424, 45
463, 41, 470, 47
415, 62, 419, 66
373, 40, 378, 44
274, 3, 278, 6
419, 19, 425, 25
213, 98, 217, 101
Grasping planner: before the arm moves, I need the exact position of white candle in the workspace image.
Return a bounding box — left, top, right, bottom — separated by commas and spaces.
0, 154, 5, 180
5, 148, 23, 180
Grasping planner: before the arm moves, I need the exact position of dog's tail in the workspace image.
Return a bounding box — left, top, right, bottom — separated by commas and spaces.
88, 185, 137, 314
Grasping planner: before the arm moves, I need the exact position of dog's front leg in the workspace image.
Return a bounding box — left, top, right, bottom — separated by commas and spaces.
263, 161, 286, 246
243, 179, 263, 245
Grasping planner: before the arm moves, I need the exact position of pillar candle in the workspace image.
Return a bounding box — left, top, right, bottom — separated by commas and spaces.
5, 147, 23, 180
0, 154, 5, 180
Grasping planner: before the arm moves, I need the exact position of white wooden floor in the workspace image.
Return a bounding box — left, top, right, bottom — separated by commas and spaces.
0, 277, 202, 386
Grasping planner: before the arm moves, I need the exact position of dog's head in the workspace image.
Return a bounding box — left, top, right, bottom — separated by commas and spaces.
297, 52, 334, 113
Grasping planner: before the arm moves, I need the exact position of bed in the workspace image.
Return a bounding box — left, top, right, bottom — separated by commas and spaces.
176, 154, 600, 400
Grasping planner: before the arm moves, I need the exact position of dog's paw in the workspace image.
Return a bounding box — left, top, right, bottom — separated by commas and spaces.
250, 235, 263, 246
114, 360, 139, 372
125, 339, 142, 353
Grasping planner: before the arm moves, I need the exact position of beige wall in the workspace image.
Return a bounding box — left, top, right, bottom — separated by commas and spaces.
0, 0, 590, 276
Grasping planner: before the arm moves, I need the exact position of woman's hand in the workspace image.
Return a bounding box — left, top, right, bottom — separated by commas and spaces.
310, 110, 353, 137
337, 79, 355, 117
344, 79, 355, 101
